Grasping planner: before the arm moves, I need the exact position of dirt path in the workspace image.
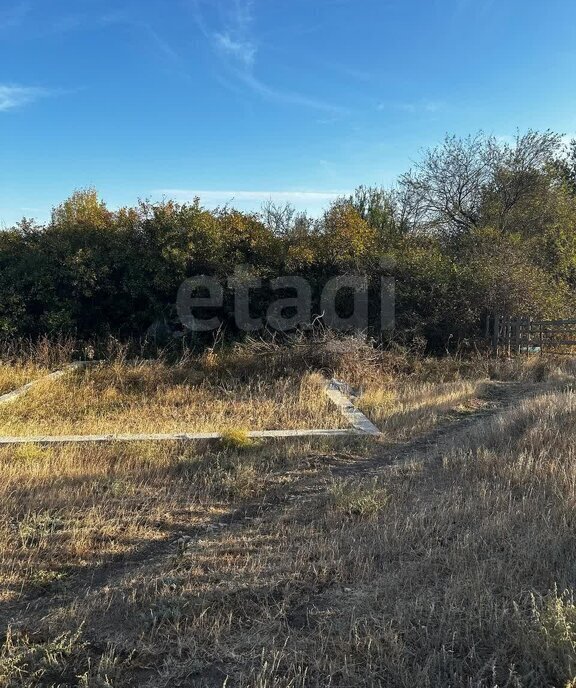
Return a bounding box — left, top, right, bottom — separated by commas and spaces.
323, 379, 539, 479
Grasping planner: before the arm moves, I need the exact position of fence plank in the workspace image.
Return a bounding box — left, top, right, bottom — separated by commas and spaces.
488, 312, 576, 354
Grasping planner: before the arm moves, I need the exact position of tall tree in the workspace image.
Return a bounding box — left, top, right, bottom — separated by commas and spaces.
400, 131, 562, 236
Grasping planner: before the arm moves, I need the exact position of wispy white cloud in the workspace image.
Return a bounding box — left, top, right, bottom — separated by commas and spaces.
139, 22, 186, 67
238, 71, 348, 114
214, 31, 256, 67
190, 0, 347, 115
154, 189, 346, 204
0, 84, 50, 112
212, 0, 257, 67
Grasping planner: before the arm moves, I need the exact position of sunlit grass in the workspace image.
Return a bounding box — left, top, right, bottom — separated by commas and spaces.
3, 351, 576, 686
0, 364, 49, 396
0, 363, 345, 436
358, 378, 487, 439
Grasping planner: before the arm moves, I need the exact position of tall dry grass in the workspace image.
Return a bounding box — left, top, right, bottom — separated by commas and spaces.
1, 347, 576, 686
359, 378, 487, 440
0, 365, 49, 396
0, 362, 344, 436
0, 337, 78, 369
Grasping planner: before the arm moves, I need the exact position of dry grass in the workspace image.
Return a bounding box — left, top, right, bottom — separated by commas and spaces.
2, 349, 576, 686
0, 439, 315, 607
0, 364, 49, 396
359, 378, 488, 440
0, 363, 344, 436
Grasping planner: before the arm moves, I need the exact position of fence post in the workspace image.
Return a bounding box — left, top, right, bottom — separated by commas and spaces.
519, 317, 525, 354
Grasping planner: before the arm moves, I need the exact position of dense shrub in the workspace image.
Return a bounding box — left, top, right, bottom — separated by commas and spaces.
2, 131, 576, 351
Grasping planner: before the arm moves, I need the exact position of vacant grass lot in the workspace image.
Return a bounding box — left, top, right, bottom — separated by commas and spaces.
0, 363, 345, 436
2, 351, 576, 687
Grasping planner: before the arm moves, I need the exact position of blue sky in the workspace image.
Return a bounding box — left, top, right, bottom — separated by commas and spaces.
1, 0, 576, 227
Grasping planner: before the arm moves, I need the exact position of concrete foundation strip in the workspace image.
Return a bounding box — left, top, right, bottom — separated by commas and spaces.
324, 378, 382, 436
0, 428, 357, 445
0, 361, 89, 405
0, 366, 382, 445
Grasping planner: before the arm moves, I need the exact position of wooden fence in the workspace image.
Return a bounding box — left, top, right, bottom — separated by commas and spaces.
488, 315, 576, 355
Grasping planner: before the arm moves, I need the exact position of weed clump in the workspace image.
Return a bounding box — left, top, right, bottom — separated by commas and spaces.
220, 429, 257, 451
12, 444, 52, 464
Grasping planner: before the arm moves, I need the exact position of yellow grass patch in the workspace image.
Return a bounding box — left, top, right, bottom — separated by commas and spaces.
358, 378, 487, 439
0, 363, 49, 396
0, 364, 345, 436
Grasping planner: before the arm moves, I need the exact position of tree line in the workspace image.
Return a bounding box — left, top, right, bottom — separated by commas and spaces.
1, 130, 576, 350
